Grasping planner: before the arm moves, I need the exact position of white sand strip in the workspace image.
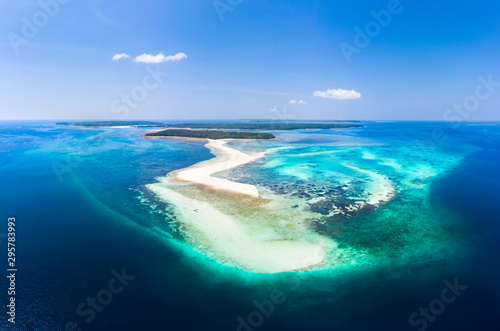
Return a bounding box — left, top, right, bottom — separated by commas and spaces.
148, 139, 334, 272
146, 184, 326, 273
342, 162, 395, 205
171, 140, 265, 197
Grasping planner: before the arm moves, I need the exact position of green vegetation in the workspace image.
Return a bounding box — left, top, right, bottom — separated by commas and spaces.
166, 123, 363, 130
56, 121, 364, 132
146, 129, 275, 140
56, 121, 164, 127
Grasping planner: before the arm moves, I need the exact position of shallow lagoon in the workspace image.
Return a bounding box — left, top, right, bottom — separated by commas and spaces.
1, 121, 499, 330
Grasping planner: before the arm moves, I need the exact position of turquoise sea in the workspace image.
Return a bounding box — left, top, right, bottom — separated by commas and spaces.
1, 121, 499, 330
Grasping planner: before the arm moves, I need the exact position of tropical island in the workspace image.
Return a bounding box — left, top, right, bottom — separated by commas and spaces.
56, 121, 165, 127
56, 121, 364, 130
145, 129, 275, 140
165, 123, 363, 130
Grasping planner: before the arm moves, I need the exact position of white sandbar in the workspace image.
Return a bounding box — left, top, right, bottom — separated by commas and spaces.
171, 139, 265, 197
147, 139, 332, 273
147, 184, 327, 273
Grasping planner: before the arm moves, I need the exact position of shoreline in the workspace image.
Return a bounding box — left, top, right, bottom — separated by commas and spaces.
144, 135, 211, 142
146, 138, 332, 273
146, 184, 327, 273
143, 134, 277, 142
169, 139, 265, 197
143, 135, 276, 142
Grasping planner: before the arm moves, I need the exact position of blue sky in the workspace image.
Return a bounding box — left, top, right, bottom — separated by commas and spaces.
1, 0, 499, 120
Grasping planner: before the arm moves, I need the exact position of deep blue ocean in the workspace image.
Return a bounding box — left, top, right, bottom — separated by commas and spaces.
1, 121, 499, 331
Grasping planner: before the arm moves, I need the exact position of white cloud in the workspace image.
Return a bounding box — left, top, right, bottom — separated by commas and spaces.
164, 52, 188, 62
112, 53, 130, 60
313, 88, 361, 100
133, 52, 187, 64
289, 100, 307, 104
133, 53, 165, 63
270, 105, 277, 112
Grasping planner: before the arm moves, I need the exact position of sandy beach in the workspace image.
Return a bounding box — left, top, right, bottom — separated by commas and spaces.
147, 184, 328, 273
147, 139, 333, 273
170, 139, 265, 197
